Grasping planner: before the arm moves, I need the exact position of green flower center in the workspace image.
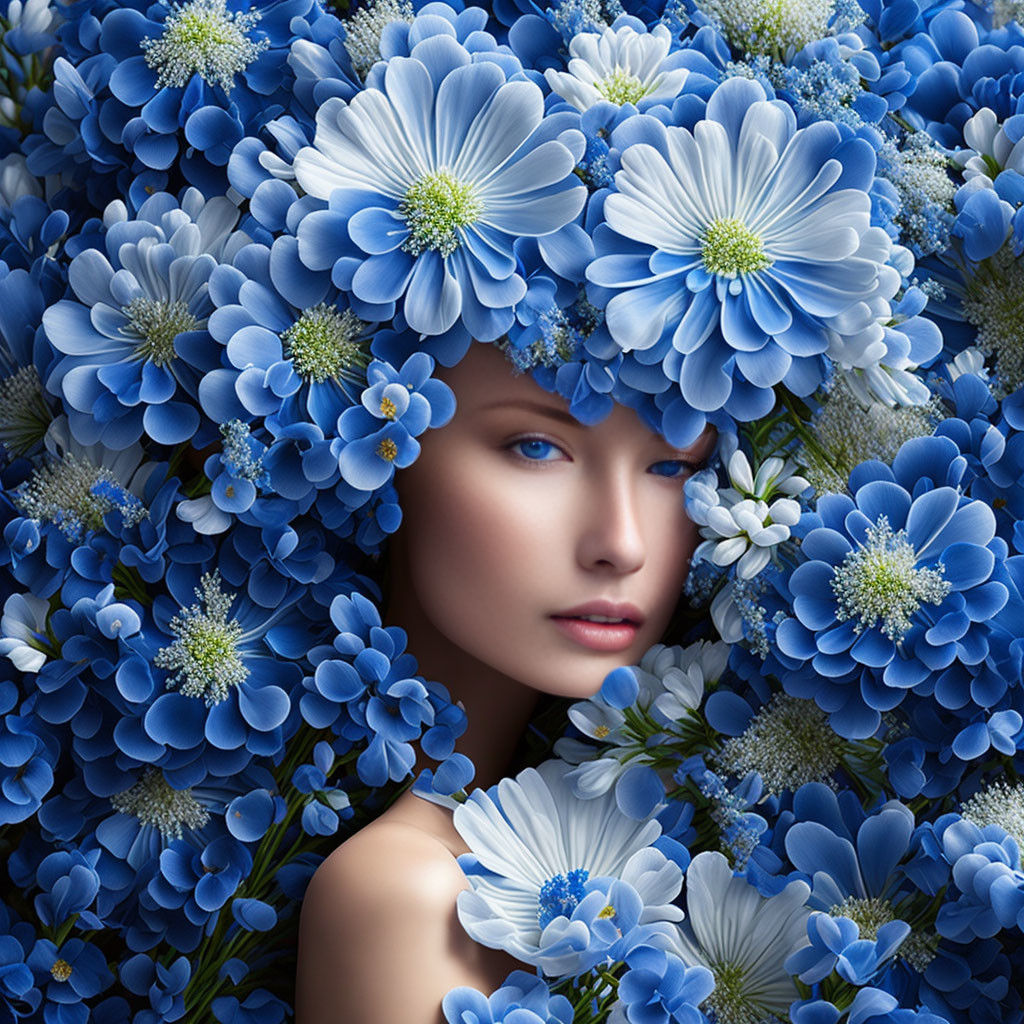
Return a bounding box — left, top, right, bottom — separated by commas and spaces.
831, 516, 951, 644
596, 68, 648, 105
400, 169, 482, 258
153, 570, 248, 705
121, 296, 199, 366
962, 245, 1024, 396
701, 217, 772, 276
281, 303, 369, 385
141, 0, 270, 93
962, 780, 1024, 849
715, 693, 842, 797
110, 768, 211, 840
704, 960, 766, 1024
15, 453, 148, 543
829, 895, 895, 941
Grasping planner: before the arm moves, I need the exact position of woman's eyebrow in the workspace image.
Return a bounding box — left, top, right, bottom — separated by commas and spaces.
479, 398, 581, 427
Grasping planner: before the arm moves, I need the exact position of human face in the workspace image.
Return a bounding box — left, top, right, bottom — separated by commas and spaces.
387, 342, 715, 700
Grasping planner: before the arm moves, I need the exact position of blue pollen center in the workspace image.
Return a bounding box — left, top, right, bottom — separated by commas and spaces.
538, 868, 589, 928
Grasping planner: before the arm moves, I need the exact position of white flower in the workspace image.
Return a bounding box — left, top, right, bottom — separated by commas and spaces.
958, 108, 1024, 187
686, 443, 806, 580
0, 593, 50, 672
669, 851, 811, 1024
641, 641, 728, 726
454, 759, 684, 977
559, 641, 727, 799
544, 24, 689, 111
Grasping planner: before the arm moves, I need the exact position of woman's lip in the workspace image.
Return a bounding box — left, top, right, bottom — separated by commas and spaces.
550, 616, 640, 653
553, 600, 645, 624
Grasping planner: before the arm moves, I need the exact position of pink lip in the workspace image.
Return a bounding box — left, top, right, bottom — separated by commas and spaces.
552, 600, 645, 624
550, 600, 645, 653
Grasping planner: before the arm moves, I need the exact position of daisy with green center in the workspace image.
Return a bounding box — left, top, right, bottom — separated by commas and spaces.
587, 76, 892, 420
668, 851, 812, 1024
544, 23, 691, 112
292, 34, 586, 344
774, 435, 1005, 738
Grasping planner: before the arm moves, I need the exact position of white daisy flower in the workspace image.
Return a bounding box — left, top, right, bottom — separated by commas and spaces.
544, 24, 690, 112
454, 759, 684, 977
669, 851, 811, 1024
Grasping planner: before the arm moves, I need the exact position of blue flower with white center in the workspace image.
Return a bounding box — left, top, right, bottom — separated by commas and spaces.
42, 190, 250, 450
773, 435, 1007, 736
336, 352, 455, 493
667, 850, 812, 1024
200, 240, 376, 438
291, 34, 587, 344
587, 76, 892, 421
780, 784, 936, 985
96, 0, 312, 190
453, 758, 685, 978
144, 563, 314, 759
545, 23, 692, 111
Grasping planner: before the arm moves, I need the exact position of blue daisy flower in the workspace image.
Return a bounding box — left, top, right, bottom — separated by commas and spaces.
200, 239, 376, 437
292, 32, 587, 345
773, 435, 1007, 735
587, 76, 893, 421
42, 189, 250, 450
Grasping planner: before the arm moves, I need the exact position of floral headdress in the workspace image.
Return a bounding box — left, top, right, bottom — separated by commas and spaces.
1, 0, 1024, 1020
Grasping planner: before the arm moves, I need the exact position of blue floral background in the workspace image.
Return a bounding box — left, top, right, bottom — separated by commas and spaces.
2, 0, 1024, 1018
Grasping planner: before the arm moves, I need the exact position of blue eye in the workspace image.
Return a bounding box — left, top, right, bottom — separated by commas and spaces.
649, 460, 693, 478
511, 438, 562, 461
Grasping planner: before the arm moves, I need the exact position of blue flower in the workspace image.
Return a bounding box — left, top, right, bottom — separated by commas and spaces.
336, 352, 454, 493
33, 849, 103, 930
454, 759, 684, 978
614, 946, 715, 1024
99, 0, 313, 190
587, 76, 891, 421
292, 33, 586, 344
201, 240, 376, 437
119, 953, 190, 1024
144, 563, 313, 759
443, 969, 573, 1024
150, 834, 252, 929
774, 436, 1007, 737
780, 784, 928, 985
301, 589, 463, 785
27, 937, 114, 1022
42, 190, 250, 450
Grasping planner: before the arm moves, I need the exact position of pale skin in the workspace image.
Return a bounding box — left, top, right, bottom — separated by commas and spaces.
295, 342, 713, 1024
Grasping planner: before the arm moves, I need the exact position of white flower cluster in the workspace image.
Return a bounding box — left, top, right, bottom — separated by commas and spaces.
686, 438, 808, 581
556, 641, 729, 799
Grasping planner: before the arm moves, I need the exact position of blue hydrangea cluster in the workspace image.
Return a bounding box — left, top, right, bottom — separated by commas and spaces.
1, 0, 1024, 1020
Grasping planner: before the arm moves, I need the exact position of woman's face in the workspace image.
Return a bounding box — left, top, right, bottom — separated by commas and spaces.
387, 342, 715, 700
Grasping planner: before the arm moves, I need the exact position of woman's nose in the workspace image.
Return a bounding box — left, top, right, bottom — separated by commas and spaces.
575, 466, 646, 574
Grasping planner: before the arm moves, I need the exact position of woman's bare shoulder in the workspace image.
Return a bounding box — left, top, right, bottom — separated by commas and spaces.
295, 817, 516, 1024
314, 815, 468, 895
